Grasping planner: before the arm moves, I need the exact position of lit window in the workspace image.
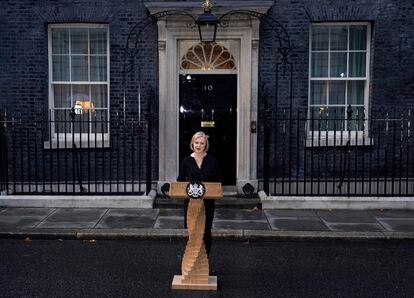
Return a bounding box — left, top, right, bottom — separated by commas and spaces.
181, 42, 236, 70
48, 24, 109, 138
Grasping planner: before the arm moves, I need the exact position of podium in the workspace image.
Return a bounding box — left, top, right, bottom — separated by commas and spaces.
169, 181, 222, 291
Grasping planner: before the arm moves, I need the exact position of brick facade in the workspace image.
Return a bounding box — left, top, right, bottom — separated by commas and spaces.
1, 0, 413, 190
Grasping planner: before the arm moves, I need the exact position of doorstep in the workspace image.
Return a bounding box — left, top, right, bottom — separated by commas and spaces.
154, 195, 260, 209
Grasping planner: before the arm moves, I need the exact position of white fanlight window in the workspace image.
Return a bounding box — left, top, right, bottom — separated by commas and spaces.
180, 42, 237, 70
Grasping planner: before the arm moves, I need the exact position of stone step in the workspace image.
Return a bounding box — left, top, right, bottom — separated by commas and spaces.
154, 195, 261, 209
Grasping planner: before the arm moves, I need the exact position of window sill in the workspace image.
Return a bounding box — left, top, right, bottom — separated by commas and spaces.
44, 139, 110, 149
305, 136, 373, 147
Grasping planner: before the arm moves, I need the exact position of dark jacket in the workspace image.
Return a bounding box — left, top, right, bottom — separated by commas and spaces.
177, 154, 221, 183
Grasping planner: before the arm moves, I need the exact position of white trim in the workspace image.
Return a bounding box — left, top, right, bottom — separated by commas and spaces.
308, 22, 372, 139
48, 23, 110, 140
179, 69, 238, 75
305, 135, 373, 147
157, 19, 261, 191
312, 21, 371, 26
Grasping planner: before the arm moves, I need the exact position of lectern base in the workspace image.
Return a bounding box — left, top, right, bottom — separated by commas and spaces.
171, 275, 217, 290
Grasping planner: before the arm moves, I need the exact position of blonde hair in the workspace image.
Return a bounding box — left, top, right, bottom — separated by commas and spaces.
190, 131, 209, 152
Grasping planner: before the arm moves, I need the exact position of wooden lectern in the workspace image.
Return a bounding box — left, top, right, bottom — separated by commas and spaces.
169, 181, 222, 291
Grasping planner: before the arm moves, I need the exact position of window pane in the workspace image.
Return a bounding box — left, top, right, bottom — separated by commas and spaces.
52, 28, 69, 54
330, 26, 348, 50
348, 106, 365, 131
327, 107, 345, 131
350, 26, 367, 50
349, 52, 366, 77
329, 81, 346, 104
53, 85, 71, 108
348, 81, 365, 105
73, 112, 90, 134
311, 52, 328, 77
310, 81, 327, 105
71, 29, 88, 55
330, 52, 347, 78
310, 106, 328, 131
54, 109, 71, 134
72, 85, 89, 108
90, 56, 107, 81
311, 26, 329, 50
91, 85, 107, 108
52, 55, 69, 81
91, 110, 108, 133
90, 28, 107, 54
71, 56, 88, 81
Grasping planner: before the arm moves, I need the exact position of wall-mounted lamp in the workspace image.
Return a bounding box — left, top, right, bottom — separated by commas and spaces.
196, 0, 219, 42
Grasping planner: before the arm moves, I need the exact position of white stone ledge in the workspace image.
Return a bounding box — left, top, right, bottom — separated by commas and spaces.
258, 191, 414, 210
0, 190, 156, 209
305, 136, 373, 147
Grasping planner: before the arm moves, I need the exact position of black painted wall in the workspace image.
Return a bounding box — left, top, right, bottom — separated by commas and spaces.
1, 0, 413, 188
257, 0, 414, 181
0, 0, 159, 186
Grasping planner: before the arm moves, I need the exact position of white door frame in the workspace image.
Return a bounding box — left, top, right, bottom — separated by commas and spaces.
146, 2, 273, 194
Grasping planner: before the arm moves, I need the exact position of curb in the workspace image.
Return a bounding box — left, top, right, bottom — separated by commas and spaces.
1, 229, 414, 241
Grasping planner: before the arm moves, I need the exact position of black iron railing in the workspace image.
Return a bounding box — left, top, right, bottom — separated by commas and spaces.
0, 119, 7, 193
1, 111, 151, 195
262, 108, 414, 196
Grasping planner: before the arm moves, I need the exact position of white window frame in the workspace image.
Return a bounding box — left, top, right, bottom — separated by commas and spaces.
307, 22, 371, 146
47, 23, 110, 147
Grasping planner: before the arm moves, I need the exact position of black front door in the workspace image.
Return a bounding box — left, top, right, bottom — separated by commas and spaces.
179, 74, 237, 185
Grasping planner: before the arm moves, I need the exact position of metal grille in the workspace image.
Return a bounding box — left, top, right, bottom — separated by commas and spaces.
1, 111, 152, 195
262, 108, 414, 196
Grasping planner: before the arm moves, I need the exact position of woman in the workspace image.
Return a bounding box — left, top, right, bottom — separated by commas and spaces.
177, 131, 221, 256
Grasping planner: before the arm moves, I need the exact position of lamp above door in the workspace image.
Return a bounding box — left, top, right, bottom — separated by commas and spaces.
196, 0, 219, 42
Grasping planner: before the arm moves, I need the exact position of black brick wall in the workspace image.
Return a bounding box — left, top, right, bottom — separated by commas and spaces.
0, 0, 159, 184
257, 0, 414, 179
1, 0, 413, 187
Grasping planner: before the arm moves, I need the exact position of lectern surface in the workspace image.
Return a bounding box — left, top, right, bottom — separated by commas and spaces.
169, 182, 222, 199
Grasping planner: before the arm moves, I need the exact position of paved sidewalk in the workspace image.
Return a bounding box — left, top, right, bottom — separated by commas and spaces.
0, 206, 414, 240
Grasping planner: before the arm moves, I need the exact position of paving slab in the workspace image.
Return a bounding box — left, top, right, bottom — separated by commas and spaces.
96, 214, 156, 229
325, 223, 385, 232
37, 221, 97, 229
0, 207, 55, 217
269, 218, 330, 231
158, 209, 185, 217
106, 209, 159, 219
376, 219, 414, 232
0, 217, 43, 230
369, 210, 414, 219
44, 208, 107, 222
264, 209, 318, 218
214, 209, 266, 221
154, 217, 184, 229
316, 210, 377, 223
213, 220, 270, 230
